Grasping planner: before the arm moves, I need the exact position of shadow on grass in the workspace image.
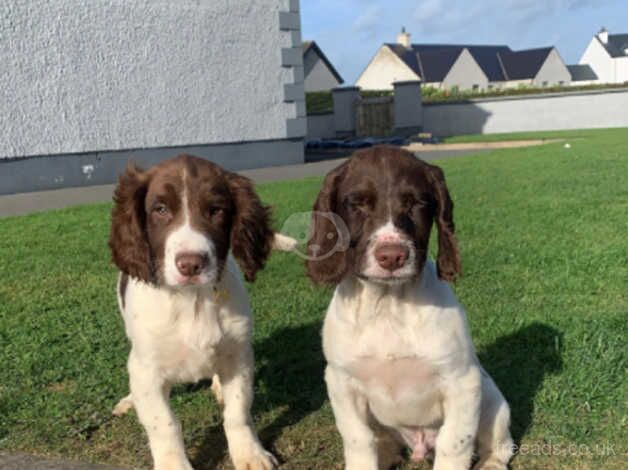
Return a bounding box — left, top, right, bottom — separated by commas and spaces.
478, 321, 563, 444
190, 321, 326, 468
190, 321, 561, 467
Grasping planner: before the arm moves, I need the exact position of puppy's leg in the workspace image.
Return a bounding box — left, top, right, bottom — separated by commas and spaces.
325, 365, 379, 470
473, 372, 514, 470
128, 354, 193, 470
211, 373, 224, 407
433, 365, 482, 470
217, 343, 276, 470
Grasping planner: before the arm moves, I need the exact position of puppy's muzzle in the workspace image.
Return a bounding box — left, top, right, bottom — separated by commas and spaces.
374, 243, 409, 272
175, 251, 209, 278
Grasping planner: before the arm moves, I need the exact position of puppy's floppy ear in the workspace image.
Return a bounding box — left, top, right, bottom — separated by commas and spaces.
306, 163, 350, 286
426, 163, 461, 282
109, 164, 153, 282
227, 172, 273, 282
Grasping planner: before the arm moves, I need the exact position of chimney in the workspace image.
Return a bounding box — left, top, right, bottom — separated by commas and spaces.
397, 26, 411, 48
598, 27, 608, 44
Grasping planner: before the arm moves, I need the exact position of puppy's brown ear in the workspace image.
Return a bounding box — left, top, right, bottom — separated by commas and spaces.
228, 173, 273, 282
426, 163, 461, 282
306, 163, 350, 286
109, 164, 153, 282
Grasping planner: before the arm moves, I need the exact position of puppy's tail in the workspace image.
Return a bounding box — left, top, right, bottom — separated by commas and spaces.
272, 233, 298, 252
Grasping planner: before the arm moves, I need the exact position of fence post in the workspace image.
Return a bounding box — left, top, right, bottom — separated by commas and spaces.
393, 80, 422, 136
332, 86, 360, 138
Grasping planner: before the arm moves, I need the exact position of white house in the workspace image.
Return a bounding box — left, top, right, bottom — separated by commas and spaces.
579, 28, 628, 84
0, 0, 306, 195
356, 29, 571, 91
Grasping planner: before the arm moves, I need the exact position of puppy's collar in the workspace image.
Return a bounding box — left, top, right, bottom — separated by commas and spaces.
212, 287, 230, 304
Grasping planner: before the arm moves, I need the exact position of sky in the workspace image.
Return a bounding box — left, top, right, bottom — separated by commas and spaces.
301, 0, 628, 84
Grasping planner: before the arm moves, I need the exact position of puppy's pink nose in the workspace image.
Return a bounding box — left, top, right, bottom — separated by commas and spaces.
374, 244, 409, 271
175, 252, 208, 277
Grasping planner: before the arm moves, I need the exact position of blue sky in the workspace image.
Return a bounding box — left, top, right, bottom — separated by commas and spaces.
301, 0, 628, 84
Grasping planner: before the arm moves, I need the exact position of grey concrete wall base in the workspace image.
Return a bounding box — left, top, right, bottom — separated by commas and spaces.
306, 113, 335, 139
0, 139, 304, 195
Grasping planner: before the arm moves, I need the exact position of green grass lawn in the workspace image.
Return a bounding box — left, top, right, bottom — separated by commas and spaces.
442, 128, 608, 144
1, 128, 627, 469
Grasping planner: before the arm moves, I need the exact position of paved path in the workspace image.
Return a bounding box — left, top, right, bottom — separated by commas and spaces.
0, 149, 489, 218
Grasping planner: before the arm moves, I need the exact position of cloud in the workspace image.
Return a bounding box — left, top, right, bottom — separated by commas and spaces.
352, 4, 385, 37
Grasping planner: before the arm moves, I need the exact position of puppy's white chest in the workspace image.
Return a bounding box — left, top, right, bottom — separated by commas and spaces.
335, 311, 443, 428
347, 354, 435, 398
346, 322, 436, 401
126, 286, 231, 382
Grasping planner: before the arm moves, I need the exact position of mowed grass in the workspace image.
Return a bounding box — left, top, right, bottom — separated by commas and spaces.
1, 128, 627, 469
442, 128, 607, 144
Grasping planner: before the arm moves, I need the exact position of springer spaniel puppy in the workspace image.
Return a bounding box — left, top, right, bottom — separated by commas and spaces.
109, 154, 292, 470
306, 146, 513, 470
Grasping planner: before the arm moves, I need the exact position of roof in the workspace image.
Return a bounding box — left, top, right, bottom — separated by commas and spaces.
302, 41, 344, 84
498, 47, 554, 80
597, 33, 628, 58
386, 43, 557, 82
567, 64, 598, 81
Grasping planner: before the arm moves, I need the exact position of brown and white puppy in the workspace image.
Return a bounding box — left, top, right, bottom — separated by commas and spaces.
307, 146, 513, 470
109, 154, 290, 470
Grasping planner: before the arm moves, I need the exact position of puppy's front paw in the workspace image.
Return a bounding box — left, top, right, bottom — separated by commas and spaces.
232, 445, 277, 470
473, 457, 508, 470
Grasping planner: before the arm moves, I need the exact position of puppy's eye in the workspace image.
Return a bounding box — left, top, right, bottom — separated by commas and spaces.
208, 207, 225, 217
404, 195, 430, 210
153, 203, 169, 216
346, 197, 369, 211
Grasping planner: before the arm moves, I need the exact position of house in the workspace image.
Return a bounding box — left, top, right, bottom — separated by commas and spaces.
356, 29, 571, 90
303, 40, 344, 92
567, 64, 599, 86
579, 28, 628, 84
0, 0, 306, 195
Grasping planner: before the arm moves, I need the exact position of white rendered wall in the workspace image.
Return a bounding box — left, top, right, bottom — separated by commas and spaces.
442, 49, 488, 90
534, 49, 571, 86
616, 57, 628, 83
579, 38, 614, 83
356, 46, 419, 90
0, 0, 303, 160
423, 89, 628, 136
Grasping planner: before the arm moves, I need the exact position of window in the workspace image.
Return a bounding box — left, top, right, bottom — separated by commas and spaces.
472, 84, 480, 91
558, 81, 565, 86
488, 84, 494, 90
542, 81, 548, 87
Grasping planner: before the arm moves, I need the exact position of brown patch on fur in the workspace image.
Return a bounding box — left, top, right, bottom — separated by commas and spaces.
109, 163, 154, 282
227, 172, 274, 282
